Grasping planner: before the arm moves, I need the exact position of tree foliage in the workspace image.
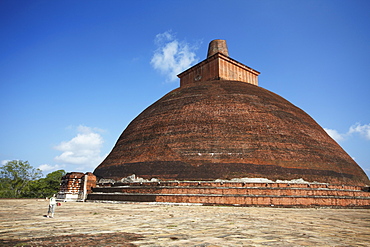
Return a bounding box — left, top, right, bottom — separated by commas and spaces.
25, 170, 66, 198
0, 160, 66, 198
0, 160, 42, 198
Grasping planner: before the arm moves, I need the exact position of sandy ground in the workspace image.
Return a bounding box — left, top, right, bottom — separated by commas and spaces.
0, 199, 369, 246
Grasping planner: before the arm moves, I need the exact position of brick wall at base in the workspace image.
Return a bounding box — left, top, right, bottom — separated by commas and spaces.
87, 181, 370, 208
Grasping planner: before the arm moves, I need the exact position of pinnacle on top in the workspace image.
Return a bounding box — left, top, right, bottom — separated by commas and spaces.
207, 39, 229, 58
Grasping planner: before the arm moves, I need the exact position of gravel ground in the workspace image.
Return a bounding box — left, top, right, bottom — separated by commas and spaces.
0, 199, 369, 246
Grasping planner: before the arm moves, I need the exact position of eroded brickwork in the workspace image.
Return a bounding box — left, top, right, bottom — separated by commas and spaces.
87, 181, 370, 208
178, 53, 259, 87
94, 80, 369, 186
58, 172, 96, 201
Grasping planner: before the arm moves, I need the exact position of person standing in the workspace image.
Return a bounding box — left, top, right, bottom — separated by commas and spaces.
47, 194, 57, 218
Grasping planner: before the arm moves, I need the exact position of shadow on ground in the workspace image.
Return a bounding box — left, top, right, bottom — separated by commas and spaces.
0, 232, 143, 247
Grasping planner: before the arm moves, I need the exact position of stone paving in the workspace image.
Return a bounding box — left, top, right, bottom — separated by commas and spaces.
0, 199, 369, 246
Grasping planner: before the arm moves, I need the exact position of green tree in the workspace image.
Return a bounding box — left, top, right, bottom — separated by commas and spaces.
25, 170, 66, 198
0, 160, 42, 198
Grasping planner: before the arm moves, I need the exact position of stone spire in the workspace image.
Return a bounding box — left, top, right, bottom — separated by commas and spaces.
207, 39, 229, 57
178, 39, 260, 87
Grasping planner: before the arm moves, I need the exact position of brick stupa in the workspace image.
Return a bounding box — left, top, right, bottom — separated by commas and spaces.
89, 40, 370, 207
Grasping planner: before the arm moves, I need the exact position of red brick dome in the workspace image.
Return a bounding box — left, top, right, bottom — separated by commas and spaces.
94, 80, 369, 186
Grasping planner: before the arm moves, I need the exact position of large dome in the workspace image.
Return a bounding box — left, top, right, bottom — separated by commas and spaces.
94, 80, 369, 186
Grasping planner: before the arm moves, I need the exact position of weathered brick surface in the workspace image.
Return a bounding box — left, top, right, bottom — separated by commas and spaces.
94, 80, 369, 186
87, 181, 370, 208
58, 172, 97, 201
207, 39, 229, 57
178, 53, 259, 87
85, 172, 97, 194
59, 172, 85, 194
92, 186, 370, 198
178, 39, 259, 87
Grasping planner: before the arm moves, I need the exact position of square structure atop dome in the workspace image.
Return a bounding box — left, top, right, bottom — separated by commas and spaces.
178, 40, 260, 87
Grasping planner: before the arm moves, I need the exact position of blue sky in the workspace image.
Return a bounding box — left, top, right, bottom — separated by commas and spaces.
1, 0, 369, 179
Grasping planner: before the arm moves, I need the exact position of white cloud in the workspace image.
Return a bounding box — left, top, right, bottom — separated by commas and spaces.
324, 123, 370, 143
38, 164, 64, 173
324, 128, 345, 142
151, 31, 199, 82
54, 125, 107, 171
348, 123, 370, 140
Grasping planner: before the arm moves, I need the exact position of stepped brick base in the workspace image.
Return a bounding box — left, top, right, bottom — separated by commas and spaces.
87, 181, 370, 208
